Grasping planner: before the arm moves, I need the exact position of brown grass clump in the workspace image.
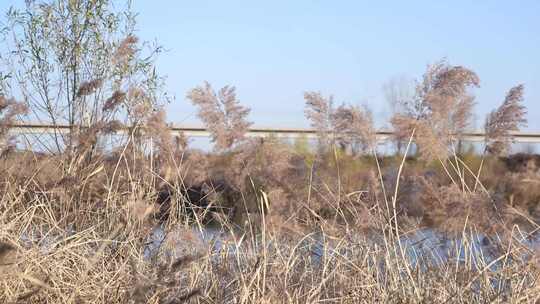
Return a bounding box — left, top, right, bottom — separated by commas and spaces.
226, 139, 308, 223
182, 150, 210, 187
128, 253, 203, 304
1, 106, 540, 303
418, 177, 499, 234
497, 161, 540, 228
1, 184, 539, 304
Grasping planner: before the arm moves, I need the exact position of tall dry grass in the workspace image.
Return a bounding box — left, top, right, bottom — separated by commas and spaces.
2, 68, 538, 302
0, 1, 538, 301
1, 169, 539, 303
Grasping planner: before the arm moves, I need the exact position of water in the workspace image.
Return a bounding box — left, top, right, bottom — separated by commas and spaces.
143, 224, 540, 269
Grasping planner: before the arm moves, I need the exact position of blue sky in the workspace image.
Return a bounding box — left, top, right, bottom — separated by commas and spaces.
3, 1, 540, 130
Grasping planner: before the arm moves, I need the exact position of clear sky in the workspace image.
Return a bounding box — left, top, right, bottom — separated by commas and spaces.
2, 1, 540, 130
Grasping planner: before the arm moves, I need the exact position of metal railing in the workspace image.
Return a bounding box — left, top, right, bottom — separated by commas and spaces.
8, 123, 540, 143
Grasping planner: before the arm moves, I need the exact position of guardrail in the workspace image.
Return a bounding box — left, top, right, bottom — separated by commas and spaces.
8, 123, 540, 143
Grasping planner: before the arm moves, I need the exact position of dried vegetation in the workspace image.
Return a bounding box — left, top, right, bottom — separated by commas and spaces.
0, 2, 539, 303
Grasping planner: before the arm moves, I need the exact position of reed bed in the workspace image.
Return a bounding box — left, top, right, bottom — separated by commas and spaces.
0, 2, 539, 302
0, 147, 539, 303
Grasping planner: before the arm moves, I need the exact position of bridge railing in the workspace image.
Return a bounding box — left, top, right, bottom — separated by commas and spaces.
7, 123, 540, 143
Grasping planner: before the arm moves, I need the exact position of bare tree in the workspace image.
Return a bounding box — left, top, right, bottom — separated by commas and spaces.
0, 0, 165, 156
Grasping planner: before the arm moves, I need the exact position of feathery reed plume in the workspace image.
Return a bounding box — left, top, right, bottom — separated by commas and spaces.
332, 104, 376, 152
73, 123, 102, 152
391, 59, 480, 160
484, 84, 527, 155
102, 120, 124, 134
127, 86, 148, 103
390, 114, 416, 153
175, 132, 189, 151
113, 35, 139, 66
228, 138, 305, 193
304, 91, 334, 148
76, 78, 103, 97
187, 82, 252, 150
305, 92, 376, 153
146, 109, 175, 158
183, 150, 209, 186
0, 96, 27, 155
127, 87, 152, 122
102, 90, 126, 113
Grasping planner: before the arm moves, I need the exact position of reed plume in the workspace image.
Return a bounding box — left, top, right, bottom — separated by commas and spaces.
0, 96, 27, 155
146, 108, 175, 159
102, 90, 126, 113
101, 120, 124, 134
113, 35, 139, 66
304, 91, 375, 153
304, 91, 334, 148
391, 59, 479, 161
76, 79, 103, 97
332, 104, 376, 152
187, 82, 252, 151
484, 84, 527, 155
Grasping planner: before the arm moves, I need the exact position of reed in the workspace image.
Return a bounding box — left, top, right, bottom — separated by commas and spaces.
0, 1, 538, 303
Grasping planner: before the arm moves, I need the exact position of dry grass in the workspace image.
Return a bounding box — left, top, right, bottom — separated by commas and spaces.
0, 2, 538, 301
3, 80, 537, 303
1, 131, 539, 303
1, 180, 539, 303
1, 74, 539, 302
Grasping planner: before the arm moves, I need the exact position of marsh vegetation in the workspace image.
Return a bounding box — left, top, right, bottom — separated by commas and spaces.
0, 1, 538, 303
